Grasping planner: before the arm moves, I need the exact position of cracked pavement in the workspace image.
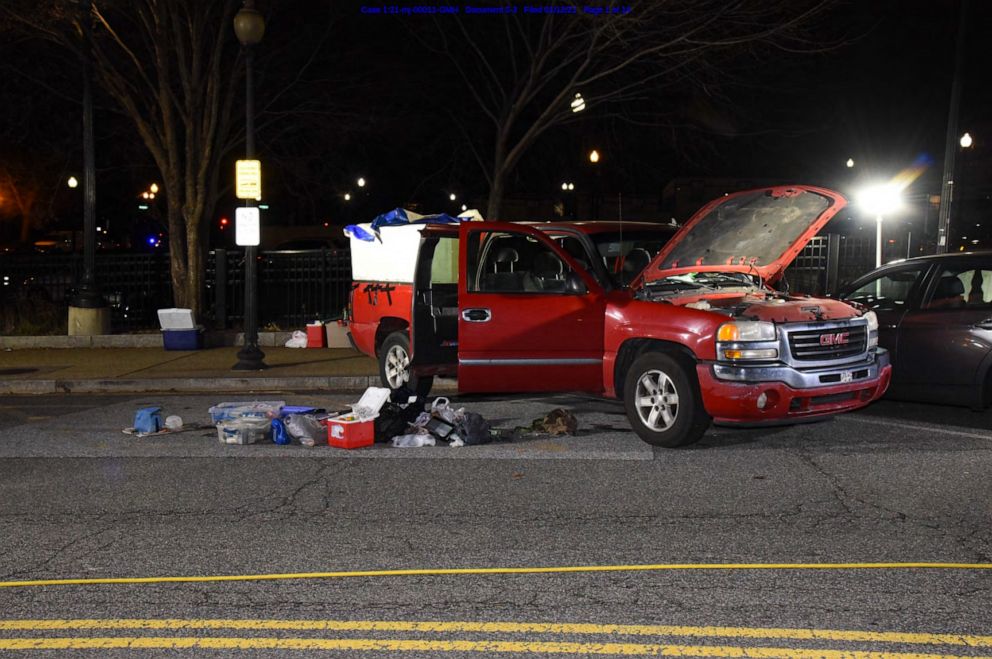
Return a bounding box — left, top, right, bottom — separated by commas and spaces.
0, 393, 990, 652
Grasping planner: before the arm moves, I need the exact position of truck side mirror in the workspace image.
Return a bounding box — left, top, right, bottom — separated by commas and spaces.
565, 272, 587, 295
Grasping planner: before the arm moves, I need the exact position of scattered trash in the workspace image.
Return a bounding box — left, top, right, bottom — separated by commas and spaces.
391, 433, 436, 448
271, 418, 290, 445
455, 412, 492, 445
284, 414, 326, 446
284, 330, 308, 348
164, 415, 183, 431
526, 408, 578, 436
133, 407, 162, 434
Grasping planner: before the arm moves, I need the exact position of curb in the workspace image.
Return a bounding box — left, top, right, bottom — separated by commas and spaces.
0, 377, 460, 395
0, 331, 295, 350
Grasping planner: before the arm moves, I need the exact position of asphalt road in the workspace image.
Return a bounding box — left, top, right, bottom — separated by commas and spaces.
0, 392, 990, 657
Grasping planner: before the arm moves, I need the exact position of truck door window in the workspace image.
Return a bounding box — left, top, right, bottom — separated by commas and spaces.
430, 236, 459, 285
469, 231, 576, 294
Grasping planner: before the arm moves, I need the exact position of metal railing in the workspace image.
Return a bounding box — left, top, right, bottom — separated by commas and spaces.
2, 236, 880, 333
1, 249, 352, 332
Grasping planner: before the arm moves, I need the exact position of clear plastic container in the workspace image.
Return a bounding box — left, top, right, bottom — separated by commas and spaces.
216, 416, 272, 444
208, 401, 285, 424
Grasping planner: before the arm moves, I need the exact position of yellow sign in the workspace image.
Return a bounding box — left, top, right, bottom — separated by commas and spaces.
235, 160, 262, 200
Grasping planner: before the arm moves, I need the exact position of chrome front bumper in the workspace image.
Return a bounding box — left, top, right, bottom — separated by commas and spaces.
711, 348, 890, 389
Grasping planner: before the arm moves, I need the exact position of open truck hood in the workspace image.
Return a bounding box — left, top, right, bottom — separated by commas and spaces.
640, 186, 846, 287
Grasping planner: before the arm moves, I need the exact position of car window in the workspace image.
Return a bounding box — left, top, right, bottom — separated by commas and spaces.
845, 265, 927, 311
469, 231, 577, 294
923, 265, 992, 311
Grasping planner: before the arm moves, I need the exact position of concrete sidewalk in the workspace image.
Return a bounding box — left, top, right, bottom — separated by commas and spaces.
0, 343, 409, 394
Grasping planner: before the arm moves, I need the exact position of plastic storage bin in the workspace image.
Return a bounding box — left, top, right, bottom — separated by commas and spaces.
208, 401, 285, 424
216, 417, 271, 444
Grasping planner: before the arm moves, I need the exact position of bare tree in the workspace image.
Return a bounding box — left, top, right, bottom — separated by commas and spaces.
419, 1, 839, 219
2, 0, 243, 313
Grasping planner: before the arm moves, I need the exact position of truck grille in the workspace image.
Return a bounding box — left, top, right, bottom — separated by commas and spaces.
787, 325, 867, 361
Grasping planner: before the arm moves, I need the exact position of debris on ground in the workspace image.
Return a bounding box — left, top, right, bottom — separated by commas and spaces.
523, 408, 578, 436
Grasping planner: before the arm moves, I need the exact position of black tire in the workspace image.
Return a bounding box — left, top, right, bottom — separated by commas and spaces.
378, 331, 433, 396
623, 351, 710, 447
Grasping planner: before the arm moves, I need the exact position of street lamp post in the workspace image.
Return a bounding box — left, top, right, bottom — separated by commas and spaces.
857, 183, 903, 269
232, 0, 267, 370
67, 0, 110, 336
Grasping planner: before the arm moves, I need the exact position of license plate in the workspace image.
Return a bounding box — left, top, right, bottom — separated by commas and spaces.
840, 371, 853, 383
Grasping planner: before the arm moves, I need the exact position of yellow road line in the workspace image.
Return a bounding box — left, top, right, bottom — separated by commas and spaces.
0, 619, 989, 647
0, 637, 988, 657
0, 562, 989, 589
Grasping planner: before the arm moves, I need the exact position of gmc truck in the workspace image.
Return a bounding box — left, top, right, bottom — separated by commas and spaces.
349, 186, 891, 447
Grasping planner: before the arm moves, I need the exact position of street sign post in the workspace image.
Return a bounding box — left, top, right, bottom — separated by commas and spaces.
236, 159, 262, 200
235, 207, 260, 246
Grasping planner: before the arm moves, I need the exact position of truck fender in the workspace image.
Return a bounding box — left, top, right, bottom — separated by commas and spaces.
612, 338, 699, 400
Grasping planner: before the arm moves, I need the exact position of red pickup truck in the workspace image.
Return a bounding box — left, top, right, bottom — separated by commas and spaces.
349, 186, 891, 447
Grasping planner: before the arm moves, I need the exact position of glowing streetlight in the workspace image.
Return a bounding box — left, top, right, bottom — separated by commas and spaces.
857, 183, 903, 268
67, 176, 79, 189
149, 183, 159, 194
344, 192, 352, 201
846, 158, 855, 168
589, 149, 600, 164
570, 92, 585, 113
960, 132, 973, 148
449, 193, 456, 201
357, 177, 366, 188
461, 204, 467, 212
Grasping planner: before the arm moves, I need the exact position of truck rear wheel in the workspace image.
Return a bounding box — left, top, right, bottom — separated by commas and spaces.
623, 352, 710, 447
379, 331, 433, 396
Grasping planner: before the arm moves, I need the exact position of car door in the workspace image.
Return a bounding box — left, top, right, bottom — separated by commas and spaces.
840, 261, 930, 370
894, 260, 992, 404
457, 222, 606, 394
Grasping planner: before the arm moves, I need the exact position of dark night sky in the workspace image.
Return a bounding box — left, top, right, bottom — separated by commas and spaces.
1, 0, 990, 247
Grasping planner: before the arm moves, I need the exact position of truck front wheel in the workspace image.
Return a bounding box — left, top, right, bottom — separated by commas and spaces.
379, 332, 433, 396
623, 352, 710, 447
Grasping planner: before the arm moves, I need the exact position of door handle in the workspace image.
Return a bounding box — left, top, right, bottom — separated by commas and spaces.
462, 308, 492, 322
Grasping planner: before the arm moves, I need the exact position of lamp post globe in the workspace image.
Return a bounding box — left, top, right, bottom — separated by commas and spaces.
233, 4, 265, 46
232, 0, 268, 371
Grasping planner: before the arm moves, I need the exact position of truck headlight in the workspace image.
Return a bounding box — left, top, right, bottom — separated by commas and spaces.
717, 321, 776, 342
865, 311, 879, 349
716, 321, 778, 361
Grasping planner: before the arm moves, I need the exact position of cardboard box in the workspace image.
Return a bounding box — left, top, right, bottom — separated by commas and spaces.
324, 320, 352, 348
163, 327, 203, 350
326, 414, 375, 449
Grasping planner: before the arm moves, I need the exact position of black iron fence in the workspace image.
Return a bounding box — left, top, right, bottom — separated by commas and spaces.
2, 235, 879, 333
1, 249, 352, 332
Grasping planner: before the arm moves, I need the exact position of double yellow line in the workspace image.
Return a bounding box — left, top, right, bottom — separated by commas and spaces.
1, 561, 989, 589
1, 619, 990, 656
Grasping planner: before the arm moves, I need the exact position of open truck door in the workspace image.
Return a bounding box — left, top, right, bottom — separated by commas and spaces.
455, 222, 606, 394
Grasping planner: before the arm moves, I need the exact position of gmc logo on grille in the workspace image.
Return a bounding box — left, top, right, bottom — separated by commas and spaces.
820, 332, 850, 346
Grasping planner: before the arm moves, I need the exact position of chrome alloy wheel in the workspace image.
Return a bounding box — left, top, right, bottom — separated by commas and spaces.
634, 369, 679, 431
384, 344, 411, 388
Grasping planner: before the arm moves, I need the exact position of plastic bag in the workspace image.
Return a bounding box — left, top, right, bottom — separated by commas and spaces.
285, 414, 325, 446
285, 330, 308, 348
391, 433, 436, 448
430, 397, 464, 424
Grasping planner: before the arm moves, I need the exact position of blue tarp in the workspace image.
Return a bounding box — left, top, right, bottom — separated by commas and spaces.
345, 208, 465, 242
